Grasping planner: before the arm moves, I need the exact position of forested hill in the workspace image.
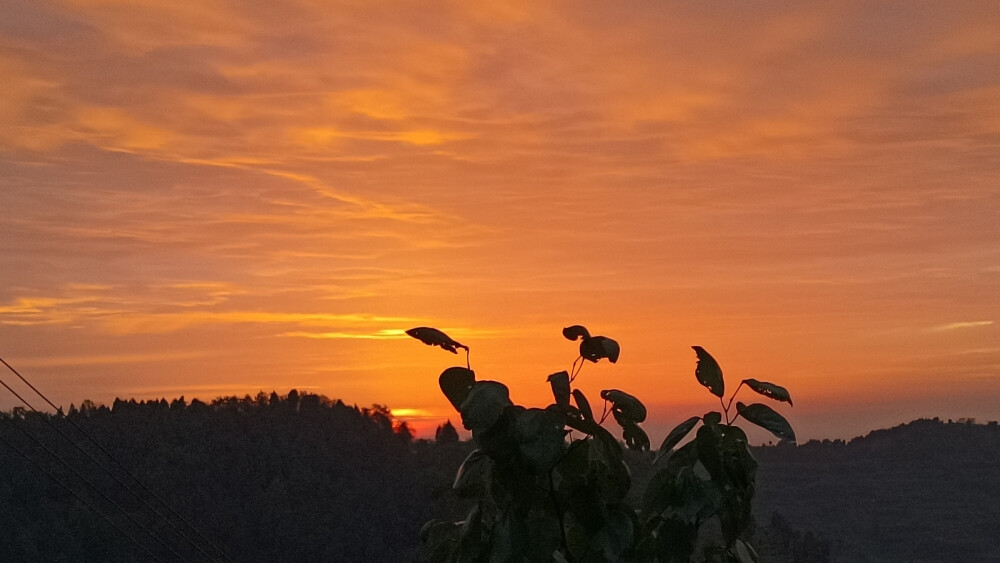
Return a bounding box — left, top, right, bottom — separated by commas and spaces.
1, 393, 997, 562
750, 418, 1000, 562
0, 392, 471, 561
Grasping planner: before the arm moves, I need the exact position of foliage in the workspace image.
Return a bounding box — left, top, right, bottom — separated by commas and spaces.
0, 391, 462, 561
411, 326, 795, 563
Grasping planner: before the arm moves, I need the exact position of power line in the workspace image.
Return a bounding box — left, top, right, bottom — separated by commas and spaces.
1, 355, 232, 562
0, 419, 166, 562
0, 412, 182, 560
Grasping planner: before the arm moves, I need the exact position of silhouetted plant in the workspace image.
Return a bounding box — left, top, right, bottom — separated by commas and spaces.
411, 325, 795, 563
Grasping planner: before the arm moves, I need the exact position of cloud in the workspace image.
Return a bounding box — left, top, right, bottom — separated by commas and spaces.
0, 283, 417, 336
2, 1, 999, 436
103, 311, 418, 335
928, 321, 995, 332
278, 329, 409, 340
13, 351, 209, 368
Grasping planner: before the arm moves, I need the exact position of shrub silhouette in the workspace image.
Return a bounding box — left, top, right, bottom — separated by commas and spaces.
410, 325, 794, 563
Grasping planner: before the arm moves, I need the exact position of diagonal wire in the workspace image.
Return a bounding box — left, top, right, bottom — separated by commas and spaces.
0, 374, 191, 562
1, 355, 231, 562
0, 420, 165, 562
0, 413, 180, 561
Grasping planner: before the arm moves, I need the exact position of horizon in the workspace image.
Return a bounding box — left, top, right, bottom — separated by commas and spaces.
1, 2, 998, 444
2, 369, 996, 446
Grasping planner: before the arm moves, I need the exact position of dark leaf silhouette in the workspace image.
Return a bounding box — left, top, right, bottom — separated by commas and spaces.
621, 419, 650, 452
572, 389, 594, 422
655, 416, 701, 462
693, 346, 725, 398
731, 539, 757, 563
560, 405, 598, 435
601, 389, 647, 423
695, 424, 724, 484
736, 402, 796, 443
703, 411, 722, 426
559, 389, 600, 434
742, 378, 793, 406
453, 449, 491, 498
547, 371, 570, 407
514, 408, 566, 472
407, 326, 468, 354
439, 367, 475, 411
581, 335, 620, 363
562, 325, 591, 341
459, 381, 512, 432
457, 504, 484, 562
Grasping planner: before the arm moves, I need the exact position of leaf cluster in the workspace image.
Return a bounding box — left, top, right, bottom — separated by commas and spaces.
409, 326, 795, 563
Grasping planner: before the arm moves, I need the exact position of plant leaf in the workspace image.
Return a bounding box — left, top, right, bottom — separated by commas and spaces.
407, 326, 468, 354
452, 449, 491, 498
572, 389, 594, 422
581, 336, 620, 363
553, 404, 596, 435
742, 378, 793, 406
731, 539, 758, 563
588, 426, 631, 503
736, 401, 796, 443
561, 390, 600, 434
457, 504, 485, 563
514, 408, 567, 473
439, 367, 475, 411
621, 419, 650, 452
600, 389, 646, 422
562, 325, 591, 341
692, 346, 725, 398
471, 406, 518, 460
459, 381, 512, 432
654, 416, 701, 463
643, 440, 701, 518
695, 423, 724, 484
547, 371, 571, 407
719, 425, 757, 490
702, 411, 722, 426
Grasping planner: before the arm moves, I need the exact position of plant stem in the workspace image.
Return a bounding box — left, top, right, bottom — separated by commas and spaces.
569, 355, 583, 383
723, 381, 746, 424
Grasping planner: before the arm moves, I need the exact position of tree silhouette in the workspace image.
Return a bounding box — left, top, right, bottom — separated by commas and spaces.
435, 420, 459, 444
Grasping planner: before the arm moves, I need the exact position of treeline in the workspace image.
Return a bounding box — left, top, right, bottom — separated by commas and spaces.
0, 391, 469, 561
752, 418, 1000, 562
19, 391, 979, 561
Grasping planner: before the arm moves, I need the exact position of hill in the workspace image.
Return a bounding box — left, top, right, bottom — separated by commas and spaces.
751, 418, 1000, 562
1, 394, 996, 561
0, 392, 469, 561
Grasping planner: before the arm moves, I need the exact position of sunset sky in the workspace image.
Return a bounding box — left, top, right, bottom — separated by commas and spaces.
1, 1, 998, 443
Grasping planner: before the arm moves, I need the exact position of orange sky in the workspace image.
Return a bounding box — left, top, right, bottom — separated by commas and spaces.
1, 1, 998, 442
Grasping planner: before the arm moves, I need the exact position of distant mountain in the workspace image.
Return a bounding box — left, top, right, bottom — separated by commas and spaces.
751, 418, 1000, 562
